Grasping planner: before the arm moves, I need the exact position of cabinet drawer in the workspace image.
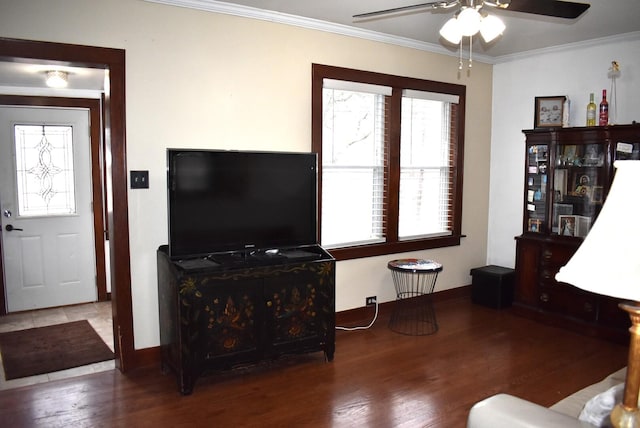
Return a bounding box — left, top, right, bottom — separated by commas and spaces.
538, 286, 597, 322
540, 244, 575, 266
598, 296, 631, 328
539, 266, 562, 286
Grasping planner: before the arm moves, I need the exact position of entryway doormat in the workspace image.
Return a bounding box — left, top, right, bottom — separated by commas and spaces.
0, 320, 114, 380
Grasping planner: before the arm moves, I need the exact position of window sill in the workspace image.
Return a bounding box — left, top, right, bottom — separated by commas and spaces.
325, 235, 463, 261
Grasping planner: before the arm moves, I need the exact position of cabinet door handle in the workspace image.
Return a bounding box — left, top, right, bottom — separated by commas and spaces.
540, 293, 549, 302
266, 301, 273, 307
542, 250, 553, 261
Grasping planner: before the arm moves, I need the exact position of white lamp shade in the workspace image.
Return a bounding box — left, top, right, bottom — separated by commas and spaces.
555, 161, 640, 301
440, 17, 462, 44
457, 7, 481, 37
479, 14, 505, 42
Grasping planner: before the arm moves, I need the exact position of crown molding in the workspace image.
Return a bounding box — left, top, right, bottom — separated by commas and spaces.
144, 1, 640, 66
143, 0, 495, 64
493, 31, 640, 64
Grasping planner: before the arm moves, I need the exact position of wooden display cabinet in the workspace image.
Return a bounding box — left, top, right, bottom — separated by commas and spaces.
515, 124, 640, 342
157, 244, 336, 394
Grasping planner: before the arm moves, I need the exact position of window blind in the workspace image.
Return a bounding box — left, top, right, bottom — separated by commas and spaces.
324, 78, 392, 96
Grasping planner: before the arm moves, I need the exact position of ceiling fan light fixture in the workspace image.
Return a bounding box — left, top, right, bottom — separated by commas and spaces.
439, 17, 462, 44
45, 70, 68, 88
479, 13, 505, 42
457, 7, 482, 36
482, 0, 511, 9
357, 0, 591, 72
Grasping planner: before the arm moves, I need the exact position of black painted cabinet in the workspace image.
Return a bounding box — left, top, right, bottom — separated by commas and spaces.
157, 245, 335, 394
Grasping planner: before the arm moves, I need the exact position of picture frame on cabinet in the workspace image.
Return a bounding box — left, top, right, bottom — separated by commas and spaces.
591, 186, 604, 203
554, 169, 568, 200
571, 172, 592, 197
563, 145, 577, 163
528, 218, 543, 233
553, 203, 573, 233
559, 215, 576, 236
534, 96, 565, 128
559, 214, 591, 238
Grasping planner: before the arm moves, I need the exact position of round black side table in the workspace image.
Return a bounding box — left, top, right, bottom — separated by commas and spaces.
387, 258, 443, 335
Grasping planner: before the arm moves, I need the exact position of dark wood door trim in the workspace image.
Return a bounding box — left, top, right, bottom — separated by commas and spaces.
0, 37, 134, 371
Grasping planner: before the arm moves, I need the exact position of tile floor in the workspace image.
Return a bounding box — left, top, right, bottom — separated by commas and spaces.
0, 301, 115, 390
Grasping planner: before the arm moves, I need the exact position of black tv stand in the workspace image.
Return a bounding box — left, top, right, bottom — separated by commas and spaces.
206, 250, 253, 266
157, 244, 336, 394
200, 246, 324, 268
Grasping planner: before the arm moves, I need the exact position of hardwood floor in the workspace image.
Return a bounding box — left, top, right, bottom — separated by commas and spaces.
0, 295, 628, 427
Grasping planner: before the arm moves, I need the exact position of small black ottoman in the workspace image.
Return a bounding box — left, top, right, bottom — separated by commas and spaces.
470, 265, 515, 309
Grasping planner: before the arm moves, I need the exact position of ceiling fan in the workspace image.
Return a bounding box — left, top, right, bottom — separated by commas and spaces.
353, 0, 590, 21
354, 0, 590, 70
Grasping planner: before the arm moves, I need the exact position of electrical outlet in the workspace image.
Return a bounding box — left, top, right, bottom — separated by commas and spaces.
366, 296, 377, 306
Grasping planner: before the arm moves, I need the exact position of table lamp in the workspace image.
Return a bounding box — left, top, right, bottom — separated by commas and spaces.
556, 160, 640, 427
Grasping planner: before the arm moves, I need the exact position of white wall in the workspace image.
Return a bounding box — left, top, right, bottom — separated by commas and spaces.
0, 0, 493, 350
488, 33, 640, 268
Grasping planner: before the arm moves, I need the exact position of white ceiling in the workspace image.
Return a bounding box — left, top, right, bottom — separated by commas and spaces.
210, 0, 640, 57
0, 62, 106, 93
1, 0, 639, 91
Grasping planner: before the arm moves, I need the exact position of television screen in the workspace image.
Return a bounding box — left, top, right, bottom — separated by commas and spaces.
167, 149, 318, 259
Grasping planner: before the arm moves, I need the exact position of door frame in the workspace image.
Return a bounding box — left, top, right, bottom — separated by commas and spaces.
0, 37, 134, 371
0, 96, 108, 305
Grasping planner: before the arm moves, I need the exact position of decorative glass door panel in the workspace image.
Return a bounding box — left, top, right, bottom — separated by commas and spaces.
615, 141, 640, 160
551, 143, 606, 237
525, 144, 548, 233
14, 125, 76, 217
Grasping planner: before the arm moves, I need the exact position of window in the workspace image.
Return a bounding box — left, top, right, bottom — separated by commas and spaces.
312, 64, 465, 260
14, 124, 76, 217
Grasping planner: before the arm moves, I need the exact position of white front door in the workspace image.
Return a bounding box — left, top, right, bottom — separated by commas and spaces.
0, 106, 97, 312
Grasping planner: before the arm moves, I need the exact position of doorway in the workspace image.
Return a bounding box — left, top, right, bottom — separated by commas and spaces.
0, 38, 134, 371
0, 105, 103, 312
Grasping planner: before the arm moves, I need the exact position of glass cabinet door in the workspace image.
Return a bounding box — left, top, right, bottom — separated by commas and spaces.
615, 141, 640, 160
551, 143, 606, 237
525, 144, 548, 233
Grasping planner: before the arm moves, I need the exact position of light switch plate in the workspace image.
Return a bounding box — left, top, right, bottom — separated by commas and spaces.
130, 170, 149, 189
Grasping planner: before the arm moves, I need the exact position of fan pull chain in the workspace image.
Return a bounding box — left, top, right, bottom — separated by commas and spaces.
457, 36, 475, 71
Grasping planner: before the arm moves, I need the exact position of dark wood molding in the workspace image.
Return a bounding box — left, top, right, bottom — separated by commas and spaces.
133, 346, 161, 370
310, 63, 466, 261
328, 235, 463, 260
0, 37, 134, 372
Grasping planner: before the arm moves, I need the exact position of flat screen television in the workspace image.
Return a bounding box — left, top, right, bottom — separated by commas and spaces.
167, 149, 318, 259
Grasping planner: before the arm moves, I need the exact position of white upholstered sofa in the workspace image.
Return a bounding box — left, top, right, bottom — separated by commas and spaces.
467, 368, 627, 427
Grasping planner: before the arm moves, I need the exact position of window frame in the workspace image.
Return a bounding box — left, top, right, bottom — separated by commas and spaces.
311, 64, 466, 261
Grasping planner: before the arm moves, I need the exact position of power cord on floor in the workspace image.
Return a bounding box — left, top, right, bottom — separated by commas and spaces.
335, 301, 379, 331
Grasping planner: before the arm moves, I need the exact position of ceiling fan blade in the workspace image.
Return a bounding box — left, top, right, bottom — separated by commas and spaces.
506, 0, 590, 19
353, 1, 459, 20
